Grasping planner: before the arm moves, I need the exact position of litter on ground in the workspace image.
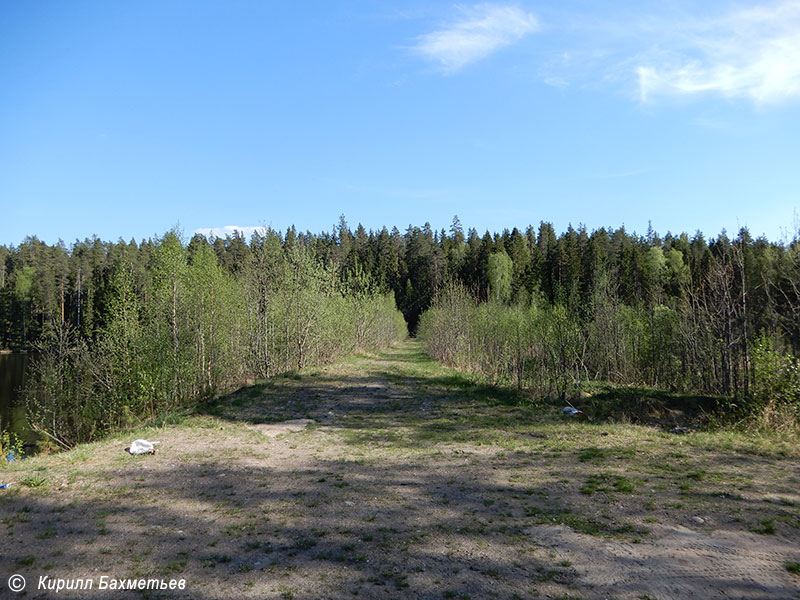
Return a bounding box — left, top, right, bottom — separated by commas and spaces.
562, 407, 585, 417
127, 440, 160, 455
670, 427, 694, 435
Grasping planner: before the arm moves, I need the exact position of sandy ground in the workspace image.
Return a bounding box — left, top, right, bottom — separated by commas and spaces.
1, 340, 799, 599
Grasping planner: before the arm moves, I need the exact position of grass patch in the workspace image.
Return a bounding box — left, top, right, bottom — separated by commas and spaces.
578, 446, 635, 462
581, 473, 639, 496
162, 560, 188, 574
752, 519, 776, 535
580, 383, 725, 428
20, 473, 48, 488
4, 339, 799, 600
686, 469, 707, 481
524, 506, 643, 539
278, 585, 296, 599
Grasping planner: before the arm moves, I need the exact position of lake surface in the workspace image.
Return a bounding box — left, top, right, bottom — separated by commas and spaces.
0, 353, 35, 444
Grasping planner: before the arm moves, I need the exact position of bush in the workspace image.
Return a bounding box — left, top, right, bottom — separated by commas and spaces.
0, 428, 24, 465
23, 235, 408, 450
418, 285, 586, 399
747, 336, 800, 433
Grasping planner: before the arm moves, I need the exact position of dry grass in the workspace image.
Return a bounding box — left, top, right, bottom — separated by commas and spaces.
1, 340, 799, 599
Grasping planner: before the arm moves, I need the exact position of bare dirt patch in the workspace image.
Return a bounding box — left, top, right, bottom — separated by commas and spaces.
247, 419, 317, 437
535, 523, 798, 599
2, 340, 799, 599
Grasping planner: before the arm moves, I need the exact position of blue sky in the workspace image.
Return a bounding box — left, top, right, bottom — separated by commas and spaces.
2, 0, 799, 246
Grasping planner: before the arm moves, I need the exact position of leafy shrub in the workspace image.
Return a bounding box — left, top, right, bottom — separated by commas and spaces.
747, 336, 800, 433
0, 428, 24, 465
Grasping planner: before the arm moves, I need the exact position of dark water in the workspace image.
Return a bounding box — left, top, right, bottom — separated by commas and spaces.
0, 353, 35, 445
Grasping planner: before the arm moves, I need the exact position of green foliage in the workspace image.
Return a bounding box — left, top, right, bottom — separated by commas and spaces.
752, 337, 800, 407
419, 286, 585, 398
22, 229, 407, 449
487, 250, 513, 303
746, 336, 800, 432
4, 217, 800, 439
419, 278, 796, 431
752, 518, 776, 535
0, 428, 24, 465
664, 247, 690, 296
25, 328, 99, 449
13, 266, 34, 303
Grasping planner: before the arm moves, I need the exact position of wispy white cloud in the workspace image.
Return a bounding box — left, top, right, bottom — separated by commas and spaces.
413, 4, 540, 73
636, 1, 800, 104
194, 225, 266, 240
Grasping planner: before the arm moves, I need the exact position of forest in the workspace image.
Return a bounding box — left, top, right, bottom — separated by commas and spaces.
1, 216, 799, 447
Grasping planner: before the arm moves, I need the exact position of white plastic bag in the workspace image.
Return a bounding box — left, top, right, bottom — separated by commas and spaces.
128, 439, 160, 455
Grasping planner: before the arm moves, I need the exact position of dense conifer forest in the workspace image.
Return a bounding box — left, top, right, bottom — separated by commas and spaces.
2, 216, 799, 446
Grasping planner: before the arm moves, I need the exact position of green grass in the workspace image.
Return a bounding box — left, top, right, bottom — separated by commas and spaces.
523, 506, 644, 539
752, 519, 776, 535
686, 468, 707, 481
581, 473, 640, 496
579, 382, 728, 427
20, 473, 48, 488
578, 446, 635, 462
4, 339, 799, 600
278, 585, 296, 599
162, 560, 188, 574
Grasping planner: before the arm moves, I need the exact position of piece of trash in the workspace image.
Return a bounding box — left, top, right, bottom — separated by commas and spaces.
670, 427, 693, 434
0, 483, 10, 489
127, 440, 160, 455
6, 452, 16, 463
562, 407, 585, 417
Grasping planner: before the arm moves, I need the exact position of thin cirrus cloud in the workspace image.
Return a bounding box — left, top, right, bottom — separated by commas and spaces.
412, 4, 540, 73
194, 225, 267, 240
636, 1, 800, 104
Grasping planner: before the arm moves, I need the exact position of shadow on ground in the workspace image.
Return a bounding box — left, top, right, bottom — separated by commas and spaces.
2, 341, 799, 599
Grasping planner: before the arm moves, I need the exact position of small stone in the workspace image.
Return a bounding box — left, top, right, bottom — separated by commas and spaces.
691, 516, 705, 525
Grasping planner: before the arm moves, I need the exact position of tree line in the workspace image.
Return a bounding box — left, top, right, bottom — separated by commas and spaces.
2, 216, 799, 440
1, 226, 406, 448
416, 220, 800, 431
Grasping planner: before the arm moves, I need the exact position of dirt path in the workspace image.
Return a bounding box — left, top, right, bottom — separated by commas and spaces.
2, 340, 799, 599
